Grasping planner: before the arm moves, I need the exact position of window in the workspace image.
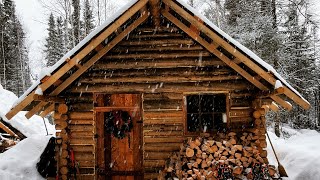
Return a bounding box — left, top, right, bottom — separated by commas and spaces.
186, 94, 227, 132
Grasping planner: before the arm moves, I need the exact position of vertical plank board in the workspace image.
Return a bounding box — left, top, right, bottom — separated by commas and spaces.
95, 94, 106, 180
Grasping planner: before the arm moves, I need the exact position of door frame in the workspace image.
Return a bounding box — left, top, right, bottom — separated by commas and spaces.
94, 93, 143, 180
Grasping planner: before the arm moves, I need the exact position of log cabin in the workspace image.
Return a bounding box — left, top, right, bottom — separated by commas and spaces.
5, 0, 310, 179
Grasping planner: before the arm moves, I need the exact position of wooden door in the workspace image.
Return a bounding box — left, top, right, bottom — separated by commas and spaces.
95, 94, 143, 180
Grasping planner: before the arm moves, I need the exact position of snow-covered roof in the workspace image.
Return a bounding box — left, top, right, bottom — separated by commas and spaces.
6, 0, 310, 120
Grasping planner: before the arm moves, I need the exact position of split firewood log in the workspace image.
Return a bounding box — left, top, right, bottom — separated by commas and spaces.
186, 147, 194, 157
233, 166, 243, 175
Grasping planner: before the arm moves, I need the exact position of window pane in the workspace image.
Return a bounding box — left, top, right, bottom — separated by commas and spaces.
187, 113, 200, 132
214, 94, 226, 112
200, 95, 214, 112
187, 95, 200, 113
200, 114, 214, 131
214, 113, 223, 128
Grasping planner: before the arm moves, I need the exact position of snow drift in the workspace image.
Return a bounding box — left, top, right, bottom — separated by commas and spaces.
0, 84, 55, 137
0, 135, 51, 180
267, 127, 320, 179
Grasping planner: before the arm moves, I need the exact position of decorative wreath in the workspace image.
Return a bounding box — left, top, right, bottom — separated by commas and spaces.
104, 110, 133, 139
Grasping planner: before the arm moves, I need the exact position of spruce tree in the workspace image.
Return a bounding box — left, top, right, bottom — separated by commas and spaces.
45, 13, 58, 67
56, 16, 65, 59
83, 0, 95, 37
0, 0, 30, 95
72, 0, 80, 45
281, 1, 317, 128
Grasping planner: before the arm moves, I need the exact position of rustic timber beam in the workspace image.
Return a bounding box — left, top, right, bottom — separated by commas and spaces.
104, 52, 211, 59
79, 75, 242, 84
163, 0, 310, 109
93, 59, 226, 70
87, 68, 233, 77
162, 9, 292, 111
269, 102, 280, 112
33, 95, 65, 103
149, 0, 161, 27
50, 12, 150, 96
0, 121, 18, 137
70, 82, 255, 93
39, 103, 55, 118
5, 0, 149, 120
25, 95, 64, 119
111, 45, 203, 52
269, 95, 292, 111
118, 39, 195, 46
257, 86, 285, 98
129, 33, 184, 39
25, 101, 48, 119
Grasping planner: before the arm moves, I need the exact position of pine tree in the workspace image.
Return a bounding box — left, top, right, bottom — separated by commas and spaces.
45, 13, 58, 67
280, 1, 318, 128
203, 0, 226, 29
72, 0, 80, 45
0, 0, 31, 95
83, 0, 94, 37
56, 16, 65, 59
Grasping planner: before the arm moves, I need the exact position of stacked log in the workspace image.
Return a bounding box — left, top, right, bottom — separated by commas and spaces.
54, 104, 69, 180
160, 131, 278, 180
0, 135, 17, 152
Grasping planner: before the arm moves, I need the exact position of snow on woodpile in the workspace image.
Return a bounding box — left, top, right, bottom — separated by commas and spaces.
0, 85, 55, 137
0, 135, 51, 180
267, 127, 320, 180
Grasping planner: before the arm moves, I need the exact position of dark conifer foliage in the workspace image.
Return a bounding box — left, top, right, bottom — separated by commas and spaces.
83, 0, 95, 37
72, 0, 81, 45
45, 14, 58, 67
0, 0, 31, 96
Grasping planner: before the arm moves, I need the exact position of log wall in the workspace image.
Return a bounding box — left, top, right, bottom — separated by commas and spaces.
55, 25, 267, 179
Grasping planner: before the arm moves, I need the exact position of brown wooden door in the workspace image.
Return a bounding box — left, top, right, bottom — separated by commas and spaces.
95, 94, 143, 180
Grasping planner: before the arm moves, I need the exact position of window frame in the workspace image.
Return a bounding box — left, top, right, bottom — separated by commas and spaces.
183, 92, 230, 135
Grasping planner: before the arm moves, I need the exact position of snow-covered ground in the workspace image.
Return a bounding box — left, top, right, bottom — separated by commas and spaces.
0, 85, 55, 179
267, 127, 320, 180
0, 135, 51, 180
0, 85, 320, 179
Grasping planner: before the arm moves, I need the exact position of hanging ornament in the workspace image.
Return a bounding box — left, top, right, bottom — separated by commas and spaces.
104, 110, 133, 139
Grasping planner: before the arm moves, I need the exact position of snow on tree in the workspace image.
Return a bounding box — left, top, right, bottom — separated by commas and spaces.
0, 0, 31, 96
83, 0, 95, 37
44, 13, 59, 67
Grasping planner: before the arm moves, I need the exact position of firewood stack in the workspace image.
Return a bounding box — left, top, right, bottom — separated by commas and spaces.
0, 134, 18, 152
160, 131, 278, 180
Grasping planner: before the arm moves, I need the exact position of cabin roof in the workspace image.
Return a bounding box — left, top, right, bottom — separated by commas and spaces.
5, 0, 310, 120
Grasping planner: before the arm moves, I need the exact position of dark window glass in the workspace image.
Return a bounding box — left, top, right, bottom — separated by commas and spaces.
187, 96, 200, 113
186, 94, 226, 132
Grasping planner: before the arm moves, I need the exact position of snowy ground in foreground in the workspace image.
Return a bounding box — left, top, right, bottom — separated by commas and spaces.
0, 128, 319, 180
0, 135, 51, 180
267, 127, 320, 180
0, 85, 55, 179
